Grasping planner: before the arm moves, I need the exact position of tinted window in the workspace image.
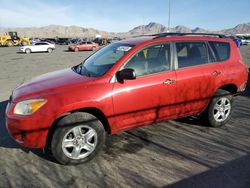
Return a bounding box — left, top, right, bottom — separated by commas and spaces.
209, 42, 230, 62
207, 45, 216, 63
176, 42, 208, 68
35, 42, 47, 45
124, 44, 171, 77
87, 42, 92, 44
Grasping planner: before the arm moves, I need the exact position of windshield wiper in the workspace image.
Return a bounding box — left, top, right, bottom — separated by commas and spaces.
82, 65, 91, 77
74, 64, 91, 77
81, 65, 91, 77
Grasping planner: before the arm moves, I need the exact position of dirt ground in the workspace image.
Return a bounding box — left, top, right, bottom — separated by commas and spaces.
0, 45, 250, 188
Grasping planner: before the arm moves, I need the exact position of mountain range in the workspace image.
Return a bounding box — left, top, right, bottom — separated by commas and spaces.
0, 22, 249, 38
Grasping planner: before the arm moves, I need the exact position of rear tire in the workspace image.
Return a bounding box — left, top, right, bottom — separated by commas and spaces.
47, 48, 53, 53
25, 48, 31, 54
203, 89, 233, 127
51, 112, 106, 165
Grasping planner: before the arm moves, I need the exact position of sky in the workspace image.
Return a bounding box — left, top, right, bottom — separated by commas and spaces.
0, 0, 249, 32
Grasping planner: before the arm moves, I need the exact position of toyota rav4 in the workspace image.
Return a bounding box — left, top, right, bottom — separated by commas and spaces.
5, 33, 248, 165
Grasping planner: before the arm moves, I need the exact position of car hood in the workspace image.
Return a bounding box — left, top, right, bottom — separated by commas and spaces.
12, 68, 94, 102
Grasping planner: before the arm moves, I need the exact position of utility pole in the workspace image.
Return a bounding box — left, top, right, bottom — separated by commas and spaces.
168, 0, 171, 32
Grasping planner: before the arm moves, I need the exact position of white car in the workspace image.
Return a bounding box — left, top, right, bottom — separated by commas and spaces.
19, 42, 55, 54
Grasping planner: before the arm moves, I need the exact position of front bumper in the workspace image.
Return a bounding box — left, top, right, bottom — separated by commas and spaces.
19, 48, 25, 52
5, 101, 51, 148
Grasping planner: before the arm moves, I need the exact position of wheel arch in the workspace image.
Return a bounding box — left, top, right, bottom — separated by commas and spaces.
25, 48, 32, 52
218, 83, 238, 95
200, 83, 237, 114
45, 107, 111, 150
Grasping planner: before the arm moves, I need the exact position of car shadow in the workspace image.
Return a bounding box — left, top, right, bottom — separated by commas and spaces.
0, 99, 58, 162
164, 152, 250, 188
0, 100, 20, 148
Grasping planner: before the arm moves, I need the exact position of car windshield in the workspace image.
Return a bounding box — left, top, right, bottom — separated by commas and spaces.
74, 43, 133, 77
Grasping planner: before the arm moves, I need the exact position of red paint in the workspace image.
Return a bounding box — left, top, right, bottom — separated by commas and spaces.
68, 41, 99, 51
6, 36, 248, 148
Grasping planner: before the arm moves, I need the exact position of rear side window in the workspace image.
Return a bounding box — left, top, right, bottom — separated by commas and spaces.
176, 42, 208, 68
208, 42, 230, 62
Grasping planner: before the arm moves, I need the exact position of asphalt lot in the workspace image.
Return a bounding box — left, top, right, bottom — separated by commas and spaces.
0, 45, 250, 188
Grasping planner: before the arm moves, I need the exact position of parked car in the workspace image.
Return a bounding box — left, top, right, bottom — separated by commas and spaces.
19, 42, 55, 54
93, 38, 108, 46
69, 38, 82, 44
240, 36, 250, 45
228, 36, 242, 48
30, 38, 41, 44
6, 33, 248, 165
68, 41, 99, 52
56, 38, 71, 45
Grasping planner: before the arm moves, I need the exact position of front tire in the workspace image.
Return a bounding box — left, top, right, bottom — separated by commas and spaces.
204, 89, 233, 127
51, 112, 106, 165
25, 48, 31, 54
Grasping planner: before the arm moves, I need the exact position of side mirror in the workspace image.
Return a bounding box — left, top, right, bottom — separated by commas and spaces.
116, 68, 136, 83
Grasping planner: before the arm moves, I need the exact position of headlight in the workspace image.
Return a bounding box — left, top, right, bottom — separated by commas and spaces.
14, 99, 47, 115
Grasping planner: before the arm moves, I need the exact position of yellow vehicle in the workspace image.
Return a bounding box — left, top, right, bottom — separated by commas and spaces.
0, 32, 30, 47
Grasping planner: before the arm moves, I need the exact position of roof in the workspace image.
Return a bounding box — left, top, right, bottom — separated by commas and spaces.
119, 33, 231, 46
119, 36, 154, 46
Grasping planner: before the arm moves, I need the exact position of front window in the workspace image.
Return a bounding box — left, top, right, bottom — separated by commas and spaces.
124, 43, 171, 77
75, 43, 133, 77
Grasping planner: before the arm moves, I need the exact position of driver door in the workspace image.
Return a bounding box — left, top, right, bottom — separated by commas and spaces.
111, 43, 177, 132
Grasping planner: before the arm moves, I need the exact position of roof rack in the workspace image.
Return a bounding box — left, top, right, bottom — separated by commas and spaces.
152, 32, 227, 39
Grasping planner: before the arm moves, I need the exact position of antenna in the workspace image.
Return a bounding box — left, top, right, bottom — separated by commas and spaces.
168, 0, 171, 32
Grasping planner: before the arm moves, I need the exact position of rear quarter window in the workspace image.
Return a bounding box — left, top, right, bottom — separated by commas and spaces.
209, 42, 230, 62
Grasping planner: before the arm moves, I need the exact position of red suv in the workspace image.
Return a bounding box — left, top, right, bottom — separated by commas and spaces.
5, 33, 248, 165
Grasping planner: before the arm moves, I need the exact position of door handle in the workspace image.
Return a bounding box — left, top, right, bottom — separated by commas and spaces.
212, 71, 221, 76
163, 79, 176, 85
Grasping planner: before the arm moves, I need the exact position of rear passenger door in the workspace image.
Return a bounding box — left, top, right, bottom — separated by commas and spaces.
174, 41, 223, 116
87, 42, 93, 50
80, 42, 87, 50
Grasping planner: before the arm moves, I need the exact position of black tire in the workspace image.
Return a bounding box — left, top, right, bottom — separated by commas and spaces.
51, 112, 106, 165
25, 48, 31, 54
47, 48, 53, 53
74, 48, 79, 52
203, 89, 233, 127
